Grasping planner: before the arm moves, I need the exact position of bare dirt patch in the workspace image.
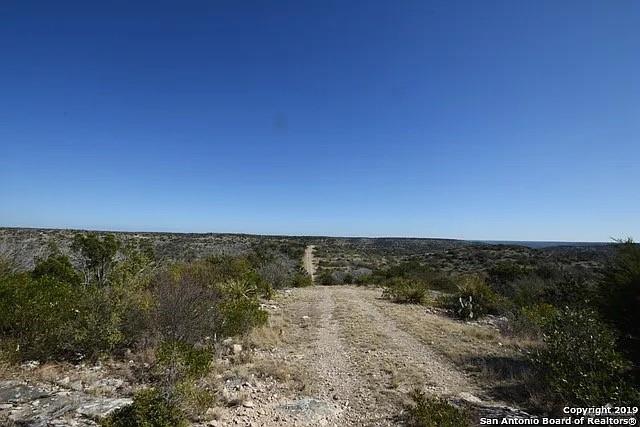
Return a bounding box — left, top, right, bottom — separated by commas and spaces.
209, 286, 531, 426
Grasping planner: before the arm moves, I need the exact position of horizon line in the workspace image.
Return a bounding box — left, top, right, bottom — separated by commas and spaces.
0, 225, 615, 244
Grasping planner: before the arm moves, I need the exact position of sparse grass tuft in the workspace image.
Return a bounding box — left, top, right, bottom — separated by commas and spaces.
382, 278, 430, 304
403, 389, 470, 427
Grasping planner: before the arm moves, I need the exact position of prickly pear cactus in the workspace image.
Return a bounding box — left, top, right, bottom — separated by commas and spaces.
457, 295, 474, 319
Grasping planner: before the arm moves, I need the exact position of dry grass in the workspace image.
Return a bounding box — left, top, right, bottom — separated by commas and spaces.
361, 288, 549, 410
177, 380, 217, 419
251, 358, 292, 382
367, 292, 521, 365
220, 389, 249, 407
245, 318, 285, 350
333, 292, 445, 398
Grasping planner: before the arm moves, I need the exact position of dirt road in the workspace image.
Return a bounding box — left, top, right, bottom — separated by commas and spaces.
303, 245, 316, 280
217, 286, 517, 426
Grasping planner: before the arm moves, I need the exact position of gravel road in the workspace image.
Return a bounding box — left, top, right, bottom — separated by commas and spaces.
220, 286, 488, 426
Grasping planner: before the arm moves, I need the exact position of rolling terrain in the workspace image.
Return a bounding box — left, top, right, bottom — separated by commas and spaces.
0, 228, 621, 426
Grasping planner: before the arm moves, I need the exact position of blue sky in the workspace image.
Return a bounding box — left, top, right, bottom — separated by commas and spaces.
1, 1, 638, 241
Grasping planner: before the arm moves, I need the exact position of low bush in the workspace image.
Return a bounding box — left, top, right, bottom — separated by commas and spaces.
0, 257, 14, 279
256, 257, 292, 289
374, 261, 457, 293
508, 303, 557, 339
542, 274, 597, 309
382, 278, 429, 304
151, 264, 267, 342
155, 340, 213, 387
101, 388, 186, 427
354, 274, 372, 285
403, 389, 470, 427
446, 274, 501, 320
318, 271, 338, 286
0, 273, 125, 361
487, 261, 529, 293
505, 274, 547, 308
291, 272, 313, 287
217, 281, 268, 337
0, 274, 78, 360
532, 308, 638, 407
32, 253, 82, 286
151, 267, 221, 345
236, 267, 274, 299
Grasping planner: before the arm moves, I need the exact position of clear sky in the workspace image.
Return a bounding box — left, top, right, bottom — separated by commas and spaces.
1, 1, 638, 241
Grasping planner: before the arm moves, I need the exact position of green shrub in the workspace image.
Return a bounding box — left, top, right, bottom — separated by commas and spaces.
318, 272, 338, 286
32, 253, 82, 286
218, 281, 268, 337
201, 255, 254, 283
1, 245, 271, 365
0, 274, 80, 360
487, 261, 529, 292
0, 272, 132, 361
0, 257, 14, 279
0, 242, 158, 363
448, 275, 501, 320
107, 250, 154, 350
257, 278, 274, 298
241, 269, 274, 299
374, 261, 456, 292
509, 303, 557, 339
403, 389, 470, 427
542, 274, 597, 309
507, 275, 548, 308
427, 274, 457, 293
101, 388, 186, 427
532, 308, 638, 406
71, 286, 129, 358
174, 381, 216, 419
155, 341, 213, 386
291, 272, 312, 287
354, 274, 372, 285
382, 278, 429, 304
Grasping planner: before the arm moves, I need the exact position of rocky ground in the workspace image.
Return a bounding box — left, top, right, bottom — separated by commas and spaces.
209, 286, 532, 426
0, 285, 533, 426
0, 361, 133, 426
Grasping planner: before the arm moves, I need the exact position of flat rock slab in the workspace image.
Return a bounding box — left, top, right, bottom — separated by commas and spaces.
0, 382, 50, 404
76, 398, 132, 419
0, 380, 131, 426
278, 397, 339, 420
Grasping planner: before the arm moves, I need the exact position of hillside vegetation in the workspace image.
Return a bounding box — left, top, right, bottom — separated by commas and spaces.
0, 228, 636, 426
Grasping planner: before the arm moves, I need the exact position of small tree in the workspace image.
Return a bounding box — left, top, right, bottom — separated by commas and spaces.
72, 233, 120, 285
32, 253, 81, 286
